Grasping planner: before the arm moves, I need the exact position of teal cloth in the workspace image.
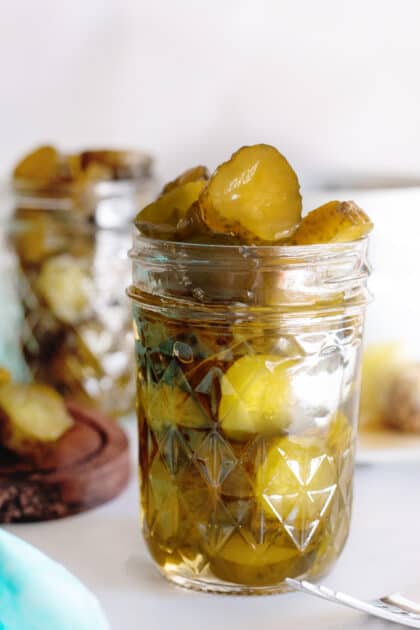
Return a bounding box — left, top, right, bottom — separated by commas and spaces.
0, 529, 109, 630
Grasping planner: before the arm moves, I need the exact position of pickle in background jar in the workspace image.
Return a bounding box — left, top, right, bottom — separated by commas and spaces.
10, 144, 154, 416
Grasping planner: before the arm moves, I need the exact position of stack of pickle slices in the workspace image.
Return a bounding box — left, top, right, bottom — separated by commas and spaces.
134, 144, 373, 588
13, 145, 152, 193
136, 143, 372, 245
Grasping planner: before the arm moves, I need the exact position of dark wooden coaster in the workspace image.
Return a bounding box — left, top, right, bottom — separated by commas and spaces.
0, 401, 130, 523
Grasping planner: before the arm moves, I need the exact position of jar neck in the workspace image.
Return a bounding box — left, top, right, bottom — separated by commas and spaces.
128, 235, 372, 321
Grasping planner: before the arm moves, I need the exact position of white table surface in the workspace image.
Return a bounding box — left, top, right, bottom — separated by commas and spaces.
5, 420, 420, 630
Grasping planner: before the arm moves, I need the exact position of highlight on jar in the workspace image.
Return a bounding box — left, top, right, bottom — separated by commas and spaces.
7, 144, 155, 417
127, 144, 373, 594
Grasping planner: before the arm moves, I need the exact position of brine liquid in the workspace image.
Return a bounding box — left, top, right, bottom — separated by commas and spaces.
135, 306, 360, 593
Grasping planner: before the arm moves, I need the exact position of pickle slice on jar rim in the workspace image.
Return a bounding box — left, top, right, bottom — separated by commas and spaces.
37, 254, 92, 325
162, 165, 209, 195
292, 200, 373, 245
199, 144, 302, 242
218, 354, 296, 440
175, 201, 213, 241
135, 180, 206, 239
0, 383, 74, 458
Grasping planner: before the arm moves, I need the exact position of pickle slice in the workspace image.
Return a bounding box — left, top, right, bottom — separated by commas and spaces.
210, 532, 302, 586
77, 149, 151, 180
135, 180, 206, 239
73, 160, 113, 184
199, 144, 302, 242
140, 382, 210, 431
255, 435, 337, 525
37, 254, 92, 325
175, 201, 212, 241
0, 383, 74, 460
65, 149, 150, 182
12, 208, 70, 266
218, 355, 296, 440
292, 200, 373, 245
13, 145, 60, 184
162, 165, 209, 194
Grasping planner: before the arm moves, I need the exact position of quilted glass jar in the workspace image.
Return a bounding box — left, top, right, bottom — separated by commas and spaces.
128, 235, 371, 594
9, 162, 154, 417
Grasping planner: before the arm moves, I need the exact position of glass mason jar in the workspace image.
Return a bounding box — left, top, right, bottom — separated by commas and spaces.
128, 234, 371, 594
8, 160, 154, 417
0, 229, 28, 382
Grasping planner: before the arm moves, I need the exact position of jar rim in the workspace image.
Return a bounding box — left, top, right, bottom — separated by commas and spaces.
129, 231, 370, 260
128, 232, 372, 318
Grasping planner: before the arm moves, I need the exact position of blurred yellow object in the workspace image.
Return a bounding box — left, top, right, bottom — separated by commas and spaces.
13, 145, 60, 184
37, 254, 92, 325
384, 363, 420, 433
360, 342, 407, 428
0, 368, 11, 386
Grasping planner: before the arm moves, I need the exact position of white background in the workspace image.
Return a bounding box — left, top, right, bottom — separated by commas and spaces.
1, 0, 420, 190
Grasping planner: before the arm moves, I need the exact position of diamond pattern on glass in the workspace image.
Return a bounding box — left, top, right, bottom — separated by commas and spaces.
195, 430, 238, 486
157, 426, 193, 477
136, 309, 359, 588
195, 366, 224, 417
198, 499, 238, 556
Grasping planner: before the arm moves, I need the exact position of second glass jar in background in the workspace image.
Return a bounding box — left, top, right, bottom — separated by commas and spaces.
8, 152, 155, 416
128, 235, 371, 594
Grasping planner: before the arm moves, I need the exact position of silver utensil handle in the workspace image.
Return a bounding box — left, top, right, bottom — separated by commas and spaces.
285, 578, 420, 629
382, 593, 420, 616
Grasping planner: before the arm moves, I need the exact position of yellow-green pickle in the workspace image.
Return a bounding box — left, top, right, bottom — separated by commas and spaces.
129, 144, 373, 593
